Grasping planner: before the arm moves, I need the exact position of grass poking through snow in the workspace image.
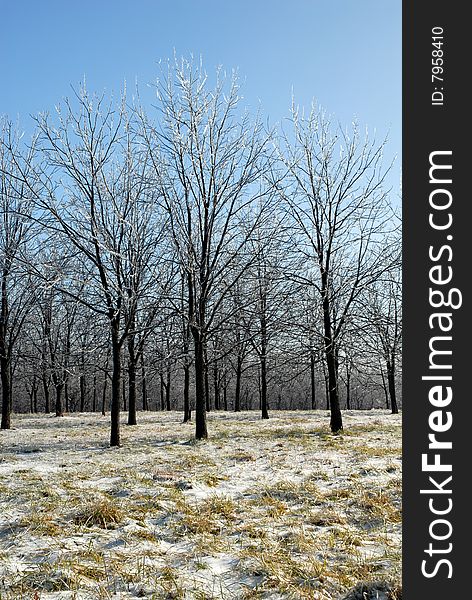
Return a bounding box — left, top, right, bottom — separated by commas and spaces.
0, 409, 401, 599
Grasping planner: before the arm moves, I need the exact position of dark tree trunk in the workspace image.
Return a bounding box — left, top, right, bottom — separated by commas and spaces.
223, 375, 228, 411
0, 355, 11, 429
64, 325, 72, 413
204, 346, 210, 412
321, 275, 342, 432
42, 301, 52, 415
64, 382, 70, 412
80, 373, 86, 412
0, 270, 11, 429
387, 356, 399, 414
181, 316, 192, 422
110, 322, 121, 447
140, 353, 148, 411
183, 361, 191, 422
346, 367, 351, 410
234, 355, 242, 412
79, 345, 86, 412
213, 361, 220, 410
127, 332, 137, 425
55, 383, 64, 417
102, 346, 110, 416
325, 344, 341, 430
380, 365, 390, 410
310, 352, 316, 410
260, 352, 269, 419
193, 333, 207, 439
260, 313, 269, 420
160, 372, 165, 411
127, 359, 136, 423
92, 372, 97, 412
43, 375, 50, 414
122, 374, 127, 412
165, 369, 171, 411
102, 372, 108, 416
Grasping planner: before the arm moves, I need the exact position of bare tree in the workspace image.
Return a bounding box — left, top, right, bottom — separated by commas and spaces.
226, 278, 253, 412
363, 266, 402, 414
140, 58, 274, 439
245, 218, 297, 419
42, 288, 77, 417
277, 104, 398, 432
23, 87, 162, 446
0, 120, 36, 429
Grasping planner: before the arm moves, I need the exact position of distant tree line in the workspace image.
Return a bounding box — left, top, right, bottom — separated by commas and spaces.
0, 58, 401, 444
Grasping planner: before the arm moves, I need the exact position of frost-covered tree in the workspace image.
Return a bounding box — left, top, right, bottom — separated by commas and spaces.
140, 58, 274, 439
277, 104, 398, 431
0, 120, 36, 429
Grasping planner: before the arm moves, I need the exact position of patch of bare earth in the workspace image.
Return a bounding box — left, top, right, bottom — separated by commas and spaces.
0, 410, 401, 599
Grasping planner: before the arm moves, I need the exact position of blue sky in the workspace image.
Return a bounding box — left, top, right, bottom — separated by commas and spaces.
0, 0, 400, 191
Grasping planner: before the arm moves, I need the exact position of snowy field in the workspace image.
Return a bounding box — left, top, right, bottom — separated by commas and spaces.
0, 410, 402, 599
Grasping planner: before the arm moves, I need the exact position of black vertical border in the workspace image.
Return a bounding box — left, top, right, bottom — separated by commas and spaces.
403, 2, 469, 597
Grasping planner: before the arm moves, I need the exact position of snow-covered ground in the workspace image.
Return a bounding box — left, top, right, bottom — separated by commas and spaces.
0, 410, 402, 599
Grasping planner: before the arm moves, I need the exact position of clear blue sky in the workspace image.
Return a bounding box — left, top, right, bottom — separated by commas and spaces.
0, 0, 400, 192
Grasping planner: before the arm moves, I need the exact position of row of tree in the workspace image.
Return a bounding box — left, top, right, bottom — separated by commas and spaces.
0, 58, 401, 445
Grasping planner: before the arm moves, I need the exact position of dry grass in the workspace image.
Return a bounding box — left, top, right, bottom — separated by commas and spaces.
341, 580, 402, 599
0, 409, 401, 599
18, 510, 63, 537
73, 496, 123, 528
354, 489, 402, 524
308, 508, 347, 527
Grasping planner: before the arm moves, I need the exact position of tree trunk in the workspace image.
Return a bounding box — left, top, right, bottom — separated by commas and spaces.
380, 365, 390, 410
80, 373, 86, 412
260, 313, 269, 420
204, 346, 210, 412
324, 372, 330, 410
0, 354, 11, 429
102, 346, 110, 416
325, 344, 342, 430
165, 369, 171, 411
102, 372, 108, 416
193, 333, 208, 439
110, 322, 121, 447
387, 356, 399, 414
55, 383, 64, 417
140, 353, 148, 411
43, 374, 50, 414
127, 333, 137, 425
92, 372, 97, 412
260, 352, 269, 419
346, 367, 351, 410
122, 374, 127, 412
79, 345, 86, 411
223, 376, 228, 411
160, 372, 165, 411
64, 382, 70, 413
310, 352, 316, 410
234, 355, 242, 412
0, 270, 11, 429
183, 361, 191, 422
213, 361, 220, 410
321, 277, 342, 432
